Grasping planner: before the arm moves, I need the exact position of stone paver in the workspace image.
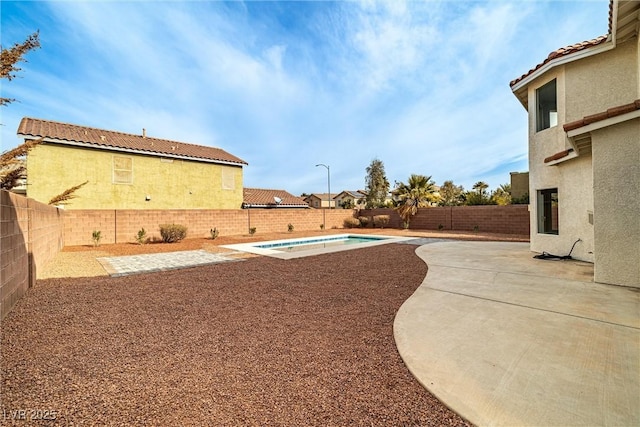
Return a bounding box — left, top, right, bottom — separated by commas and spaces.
97, 250, 240, 277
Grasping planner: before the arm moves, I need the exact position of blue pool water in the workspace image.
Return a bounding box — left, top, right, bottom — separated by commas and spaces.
256, 235, 388, 252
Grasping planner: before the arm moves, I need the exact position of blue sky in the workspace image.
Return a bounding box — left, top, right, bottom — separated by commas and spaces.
1, 0, 609, 196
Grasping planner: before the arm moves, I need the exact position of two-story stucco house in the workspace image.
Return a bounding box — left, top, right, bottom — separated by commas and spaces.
18, 118, 248, 210
510, 0, 639, 287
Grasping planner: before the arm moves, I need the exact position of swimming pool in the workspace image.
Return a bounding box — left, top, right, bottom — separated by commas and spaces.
222, 234, 413, 259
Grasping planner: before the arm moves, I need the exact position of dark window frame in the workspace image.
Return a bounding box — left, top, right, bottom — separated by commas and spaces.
537, 188, 559, 235
536, 79, 557, 132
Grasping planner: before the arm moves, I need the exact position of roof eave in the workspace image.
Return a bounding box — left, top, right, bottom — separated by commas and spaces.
566, 109, 640, 138
18, 135, 248, 167
510, 39, 614, 110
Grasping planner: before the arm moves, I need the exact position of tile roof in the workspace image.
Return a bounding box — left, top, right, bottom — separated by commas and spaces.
509, 0, 640, 88
509, 36, 608, 88
544, 148, 574, 164
17, 117, 247, 166
563, 99, 640, 132
243, 188, 308, 208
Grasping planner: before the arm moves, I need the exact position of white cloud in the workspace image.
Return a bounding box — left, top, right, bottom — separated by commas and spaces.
1, 0, 608, 195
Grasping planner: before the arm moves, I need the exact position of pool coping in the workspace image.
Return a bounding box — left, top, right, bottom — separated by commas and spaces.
221, 233, 415, 259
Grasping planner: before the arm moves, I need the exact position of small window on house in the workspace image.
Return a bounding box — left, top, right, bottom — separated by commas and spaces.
112, 155, 133, 184
537, 188, 558, 234
221, 167, 235, 190
536, 79, 557, 132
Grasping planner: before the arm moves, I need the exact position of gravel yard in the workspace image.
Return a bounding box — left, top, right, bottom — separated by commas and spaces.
1, 243, 473, 426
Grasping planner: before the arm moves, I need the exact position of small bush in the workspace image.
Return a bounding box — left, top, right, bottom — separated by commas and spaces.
373, 215, 390, 228
159, 223, 188, 243
473, 225, 480, 232
135, 227, 148, 245
343, 217, 360, 228
249, 227, 257, 235
287, 223, 294, 232
320, 224, 325, 230
358, 216, 370, 227
438, 224, 444, 231
91, 230, 102, 247
210, 228, 219, 240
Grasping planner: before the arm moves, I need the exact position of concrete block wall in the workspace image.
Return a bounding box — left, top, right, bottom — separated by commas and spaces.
359, 205, 530, 235
63, 209, 354, 245
451, 205, 529, 234
1, 191, 64, 319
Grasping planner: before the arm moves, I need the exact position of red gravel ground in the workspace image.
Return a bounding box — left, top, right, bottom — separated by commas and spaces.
1, 243, 473, 426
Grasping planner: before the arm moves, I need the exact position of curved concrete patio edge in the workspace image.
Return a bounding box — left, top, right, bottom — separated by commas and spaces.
394, 241, 640, 427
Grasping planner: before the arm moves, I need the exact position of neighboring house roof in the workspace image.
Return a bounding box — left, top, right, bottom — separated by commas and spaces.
243, 188, 308, 208
17, 117, 248, 166
306, 193, 332, 201
334, 190, 366, 200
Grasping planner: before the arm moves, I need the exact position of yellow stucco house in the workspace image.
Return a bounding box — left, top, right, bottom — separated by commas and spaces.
510, 0, 639, 287
19, 117, 248, 209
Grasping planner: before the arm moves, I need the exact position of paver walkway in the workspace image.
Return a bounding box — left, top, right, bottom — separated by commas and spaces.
97, 250, 240, 277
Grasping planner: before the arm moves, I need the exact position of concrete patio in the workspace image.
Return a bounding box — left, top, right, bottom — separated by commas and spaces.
394, 241, 639, 426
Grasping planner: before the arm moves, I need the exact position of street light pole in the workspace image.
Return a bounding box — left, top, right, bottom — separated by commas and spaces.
316, 163, 330, 231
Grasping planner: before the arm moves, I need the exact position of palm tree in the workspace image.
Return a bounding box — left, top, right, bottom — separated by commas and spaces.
472, 181, 489, 195
394, 174, 436, 227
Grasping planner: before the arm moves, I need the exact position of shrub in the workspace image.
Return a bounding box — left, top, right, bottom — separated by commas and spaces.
91, 230, 102, 247
287, 223, 294, 232
343, 217, 360, 228
473, 225, 480, 232
373, 215, 390, 228
249, 227, 257, 235
358, 216, 370, 227
210, 227, 219, 240
320, 224, 325, 230
135, 227, 148, 245
159, 223, 187, 243
438, 224, 444, 231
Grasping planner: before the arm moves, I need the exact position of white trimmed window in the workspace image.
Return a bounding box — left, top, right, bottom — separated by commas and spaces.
112, 155, 133, 184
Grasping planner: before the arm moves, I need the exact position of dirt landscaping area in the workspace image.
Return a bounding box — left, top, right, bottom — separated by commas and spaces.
3, 230, 527, 425
42, 228, 528, 279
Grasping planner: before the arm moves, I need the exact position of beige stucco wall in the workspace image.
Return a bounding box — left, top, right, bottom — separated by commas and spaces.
27, 143, 244, 209
527, 71, 595, 263
565, 39, 638, 123
591, 119, 640, 287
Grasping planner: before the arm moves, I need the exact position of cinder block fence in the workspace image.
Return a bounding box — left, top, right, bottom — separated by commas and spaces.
1, 190, 64, 319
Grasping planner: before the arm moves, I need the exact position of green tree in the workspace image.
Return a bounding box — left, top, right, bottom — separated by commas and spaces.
340, 198, 354, 209
364, 158, 389, 208
438, 180, 465, 206
491, 183, 512, 205
394, 174, 437, 228
465, 181, 493, 205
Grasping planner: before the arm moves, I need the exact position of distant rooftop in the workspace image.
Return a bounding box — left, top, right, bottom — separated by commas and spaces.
17, 117, 247, 166
243, 188, 308, 208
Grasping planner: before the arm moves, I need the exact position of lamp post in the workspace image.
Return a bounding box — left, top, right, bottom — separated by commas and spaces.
316, 163, 330, 231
